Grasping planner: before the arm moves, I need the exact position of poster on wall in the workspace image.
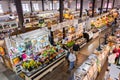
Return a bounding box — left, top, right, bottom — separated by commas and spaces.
77, 3, 80, 9
104, 3, 112, 8
88, 0, 97, 9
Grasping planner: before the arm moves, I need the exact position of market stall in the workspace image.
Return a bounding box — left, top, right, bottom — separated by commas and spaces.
63, 19, 87, 49
90, 13, 115, 31
4, 28, 66, 80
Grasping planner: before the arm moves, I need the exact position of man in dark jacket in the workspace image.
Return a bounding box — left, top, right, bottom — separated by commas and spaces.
73, 42, 79, 64
73, 43, 79, 51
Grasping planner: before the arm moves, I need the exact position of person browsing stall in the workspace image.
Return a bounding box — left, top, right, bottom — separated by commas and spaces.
68, 50, 76, 71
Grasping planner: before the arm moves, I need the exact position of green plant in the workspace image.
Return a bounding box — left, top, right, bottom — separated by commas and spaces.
66, 41, 75, 48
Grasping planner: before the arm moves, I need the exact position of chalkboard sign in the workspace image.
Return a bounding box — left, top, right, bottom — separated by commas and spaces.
39, 19, 44, 24
11, 23, 17, 28
78, 18, 82, 23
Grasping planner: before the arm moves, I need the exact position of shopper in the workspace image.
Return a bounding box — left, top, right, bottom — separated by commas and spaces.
68, 50, 76, 71
73, 42, 80, 51
73, 42, 79, 63
104, 33, 108, 44
104, 69, 110, 80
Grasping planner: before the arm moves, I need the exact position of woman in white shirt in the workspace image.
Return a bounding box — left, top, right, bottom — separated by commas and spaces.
68, 50, 76, 71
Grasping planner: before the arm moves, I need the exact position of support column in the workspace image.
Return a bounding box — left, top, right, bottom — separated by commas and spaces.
51, 0, 54, 10
100, 0, 104, 14
76, 0, 78, 11
80, 0, 83, 17
68, 1, 71, 8
30, 0, 33, 13
14, 0, 25, 32
59, 0, 64, 22
59, 0, 64, 39
8, 0, 12, 13
42, 0, 44, 11
92, 0, 96, 17
112, 0, 115, 9
106, 0, 109, 12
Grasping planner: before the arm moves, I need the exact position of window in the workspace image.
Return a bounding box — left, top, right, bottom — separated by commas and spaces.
33, 3, 39, 11
104, 3, 112, 8
0, 5, 3, 13
22, 4, 30, 12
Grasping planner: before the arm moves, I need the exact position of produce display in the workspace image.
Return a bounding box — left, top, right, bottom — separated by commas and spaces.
21, 46, 65, 73
5, 29, 66, 74
65, 41, 75, 48
63, 9, 74, 20
91, 14, 114, 28
63, 13, 74, 20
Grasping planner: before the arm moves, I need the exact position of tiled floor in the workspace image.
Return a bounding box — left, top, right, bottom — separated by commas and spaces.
0, 63, 23, 80
0, 27, 112, 80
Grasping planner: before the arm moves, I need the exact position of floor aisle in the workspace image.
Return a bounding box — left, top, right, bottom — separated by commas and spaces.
0, 63, 23, 80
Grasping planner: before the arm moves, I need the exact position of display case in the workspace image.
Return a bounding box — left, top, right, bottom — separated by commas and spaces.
0, 21, 18, 40
83, 31, 93, 42
74, 54, 98, 80
94, 44, 110, 68
5, 28, 66, 80
91, 27, 100, 39
51, 23, 63, 43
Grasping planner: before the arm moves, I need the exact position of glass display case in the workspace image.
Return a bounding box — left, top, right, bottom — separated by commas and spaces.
5, 28, 66, 79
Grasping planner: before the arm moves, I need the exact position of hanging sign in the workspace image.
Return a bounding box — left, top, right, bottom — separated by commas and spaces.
51, 24, 58, 31
73, 19, 78, 27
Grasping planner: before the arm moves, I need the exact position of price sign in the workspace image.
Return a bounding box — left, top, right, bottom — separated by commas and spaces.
51, 24, 57, 31
69, 20, 74, 25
